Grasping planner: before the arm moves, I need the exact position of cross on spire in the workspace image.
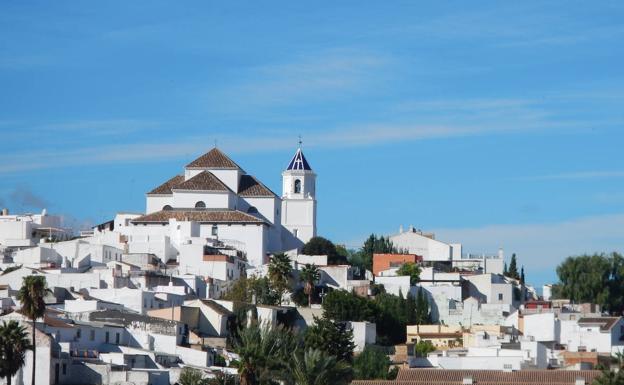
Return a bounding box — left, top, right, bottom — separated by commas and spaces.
298, 134, 302, 147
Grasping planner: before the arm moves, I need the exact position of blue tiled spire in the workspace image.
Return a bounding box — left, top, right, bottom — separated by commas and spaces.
286, 148, 312, 171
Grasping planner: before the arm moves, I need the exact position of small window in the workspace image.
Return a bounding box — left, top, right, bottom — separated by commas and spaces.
195, 201, 206, 208
163, 205, 172, 211
90, 330, 95, 341
211, 224, 218, 236
294, 179, 302, 194
105, 331, 109, 343
62, 364, 67, 375
116, 333, 120, 344
76, 329, 81, 339
498, 293, 503, 301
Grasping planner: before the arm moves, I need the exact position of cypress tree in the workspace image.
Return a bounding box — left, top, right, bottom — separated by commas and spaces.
520, 266, 525, 285
508, 253, 519, 280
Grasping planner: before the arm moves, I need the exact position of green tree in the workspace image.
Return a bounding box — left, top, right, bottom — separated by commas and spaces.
415, 288, 431, 325
288, 348, 352, 385
16, 276, 48, 385
592, 369, 624, 385
396, 262, 421, 285
179, 367, 208, 385
268, 253, 293, 305
520, 266, 525, 285
553, 253, 623, 313
503, 262, 508, 276
0, 321, 32, 385
302, 237, 346, 265
322, 290, 375, 324
304, 316, 355, 363
207, 372, 236, 385
353, 345, 393, 380
299, 264, 320, 308
360, 234, 396, 272
507, 253, 519, 279
222, 276, 280, 306
413, 340, 436, 357
232, 323, 297, 385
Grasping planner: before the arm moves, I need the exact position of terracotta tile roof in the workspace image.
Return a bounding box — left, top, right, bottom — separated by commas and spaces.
372, 369, 602, 384
131, 209, 267, 224
174, 171, 231, 192
44, 315, 74, 329
186, 148, 241, 169
578, 317, 620, 331
238, 175, 277, 197
147, 175, 184, 195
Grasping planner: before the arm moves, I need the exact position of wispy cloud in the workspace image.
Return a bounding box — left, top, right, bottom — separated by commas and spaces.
432, 213, 624, 285
205, 48, 390, 109
513, 171, 624, 181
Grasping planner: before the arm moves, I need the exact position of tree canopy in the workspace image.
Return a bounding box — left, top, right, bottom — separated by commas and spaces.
396, 262, 421, 285
353, 345, 396, 380
553, 252, 624, 314
302, 237, 347, 265
304, 316, 355, 363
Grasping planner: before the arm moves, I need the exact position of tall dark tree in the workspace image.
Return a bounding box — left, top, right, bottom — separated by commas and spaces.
304, 316, 355, 363
360, 234, 396, 272
503, 262, 508, 276
415, 288, 431, 325
353, 345, 395, 380
508, 253, 519, 279
17, 276, 48, 385
520, 266, 525, 285
405, 292, 417, 325
0, 321, 32, 385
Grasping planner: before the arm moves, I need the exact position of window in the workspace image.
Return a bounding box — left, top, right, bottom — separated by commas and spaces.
62, 364, 66, 375
498, 293, 503, 301
195, 201, 206, 208
76, 329, 81, 339
294, 179, 302, 194
211, 224, 218, 236
90, 330, 95, 341
105, 331, 109, 343
116, 333, 120, 344
163, 205, 172, 211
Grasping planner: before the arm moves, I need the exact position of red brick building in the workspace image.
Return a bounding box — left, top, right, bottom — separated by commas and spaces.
373, 253, 422, 276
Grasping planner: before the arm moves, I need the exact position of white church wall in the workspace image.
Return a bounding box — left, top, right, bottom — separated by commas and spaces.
147, 195, 173, 213
390, 231, 452, 261
209, 169, 241, 193
172, 191, 233, 209
198, 223, 267, 267
282, 199, 315, 244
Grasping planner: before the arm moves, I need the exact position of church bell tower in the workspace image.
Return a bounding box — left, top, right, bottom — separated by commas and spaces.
281, 144, 317, 248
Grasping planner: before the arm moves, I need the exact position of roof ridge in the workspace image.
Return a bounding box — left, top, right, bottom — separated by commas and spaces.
186, 147, 242, 170
174, 171, 232, 193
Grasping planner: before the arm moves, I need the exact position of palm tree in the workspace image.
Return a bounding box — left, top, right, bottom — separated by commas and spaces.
17, 276, 48, 385
592, 369, 624, 385
268, 253, 292, 305
0, 321, 32, 385
288, 348, 352, 385
299, 264, 320, 307
232, 323, 296, 385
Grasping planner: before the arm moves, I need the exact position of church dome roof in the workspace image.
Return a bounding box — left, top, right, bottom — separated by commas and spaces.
286, 148, 312, 171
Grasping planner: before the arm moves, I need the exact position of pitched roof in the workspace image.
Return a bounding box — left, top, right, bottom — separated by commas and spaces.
147, 175, 184, 195
370, 369, 602, 385
131, 209, 267, 224
200, 299, 233, 316
286, 148, 312, 171
186, 148, 241, 169
578, 317, 621, 331
238, 174, 277, 197
174, 171, 230, 192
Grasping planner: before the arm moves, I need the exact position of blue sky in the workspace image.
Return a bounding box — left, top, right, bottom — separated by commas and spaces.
1, 1, 623, 287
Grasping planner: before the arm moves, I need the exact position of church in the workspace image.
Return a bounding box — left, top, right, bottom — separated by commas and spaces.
126, 146, 317, 267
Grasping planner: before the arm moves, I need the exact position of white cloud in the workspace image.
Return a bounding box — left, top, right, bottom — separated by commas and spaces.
432, 213, 624, 282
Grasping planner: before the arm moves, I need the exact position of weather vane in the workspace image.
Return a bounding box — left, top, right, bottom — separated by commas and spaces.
298, 134, 303, 147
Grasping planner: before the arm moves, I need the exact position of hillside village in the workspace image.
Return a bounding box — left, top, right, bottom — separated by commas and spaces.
0, 147, 622, 385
